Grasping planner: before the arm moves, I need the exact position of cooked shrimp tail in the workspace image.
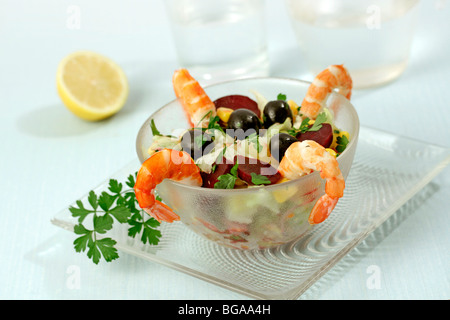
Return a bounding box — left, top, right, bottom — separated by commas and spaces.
278, 140, 345, 225
301, 65, 352, 120
173, 68, 216, 128
308, 194, 339, 225
143, 201, 180, 223
134, 149, 203, 223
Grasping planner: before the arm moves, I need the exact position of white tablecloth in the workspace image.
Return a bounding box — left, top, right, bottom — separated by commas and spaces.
0, 0, 448, 300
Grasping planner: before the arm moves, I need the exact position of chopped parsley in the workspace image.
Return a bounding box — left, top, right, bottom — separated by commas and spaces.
196, 110, 213, 127
288, 117, 310, 136
207, 115, 224, 133
250, 173, 271, 185
336, 134, 349, 153
277, 93, 287, 101
194, 111, 224, 134
214, 161, 239, 189
288, 112, 327, 136
308, 112, 327, 132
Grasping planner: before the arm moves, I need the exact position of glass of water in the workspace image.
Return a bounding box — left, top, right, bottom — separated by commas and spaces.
165, 0, 269, 85
284, 0, 420, 88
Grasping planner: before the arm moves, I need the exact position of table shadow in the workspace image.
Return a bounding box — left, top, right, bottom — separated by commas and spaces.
15, 61, 153, 139
16, 103, 105, 138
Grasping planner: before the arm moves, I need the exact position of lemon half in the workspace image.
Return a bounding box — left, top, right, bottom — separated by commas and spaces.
57, 51, 129, 121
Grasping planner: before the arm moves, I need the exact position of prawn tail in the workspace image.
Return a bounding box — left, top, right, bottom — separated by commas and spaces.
301, 64, 352, 119
143, 200, 180, 223
308, 194, 339, 225
172, 68, 215, 128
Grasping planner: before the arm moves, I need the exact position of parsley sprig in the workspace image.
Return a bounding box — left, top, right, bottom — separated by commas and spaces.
69, 173, 161, 264
288, 117, 310, 136
277, 93, 287, 101
250, 173, 271, 185
214, 162, 239, 189
336, 134, 349, 154
195, 111, 224, 134
288, 112, 327, 136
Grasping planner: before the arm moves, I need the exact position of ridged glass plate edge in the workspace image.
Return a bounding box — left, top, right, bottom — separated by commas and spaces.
51, 126, 450, 300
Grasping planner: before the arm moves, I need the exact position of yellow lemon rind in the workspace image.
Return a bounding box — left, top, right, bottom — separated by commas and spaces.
56, 51, 129, 121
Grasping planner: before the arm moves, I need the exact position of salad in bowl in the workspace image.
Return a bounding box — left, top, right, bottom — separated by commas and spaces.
135, 66, 359, 250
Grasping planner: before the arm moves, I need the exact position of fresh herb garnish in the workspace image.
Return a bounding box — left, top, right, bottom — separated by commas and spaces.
277, 93, 287, 101
214, 161, 239, 189
150, 119, 176, 138
207, 115, 224, 133
194, 111, 224, 134
288, 117, 310, 136
70, 173, 161, 264
336, 134, 349, 153
308, 112, 327, 132
250, 173, 271, 185
288, 112, 328, 136
196, 110, 213, 127
150, 119, 162, 136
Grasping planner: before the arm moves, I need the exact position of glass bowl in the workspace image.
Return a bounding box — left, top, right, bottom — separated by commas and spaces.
136, 77, 360, 250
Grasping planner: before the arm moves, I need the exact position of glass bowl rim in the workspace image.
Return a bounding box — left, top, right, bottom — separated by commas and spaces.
135, 76, 360, 194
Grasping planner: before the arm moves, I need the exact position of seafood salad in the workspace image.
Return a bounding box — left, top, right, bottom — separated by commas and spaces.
134, 65, 353, 232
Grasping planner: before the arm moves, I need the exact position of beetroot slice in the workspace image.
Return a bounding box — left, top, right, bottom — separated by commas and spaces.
201, 158, 235, 188
296, 123, 333, 148
235, 155, 281, 185
214, 95, 261, 118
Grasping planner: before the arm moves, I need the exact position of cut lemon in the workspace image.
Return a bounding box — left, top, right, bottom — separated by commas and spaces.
57, 51, 128, 121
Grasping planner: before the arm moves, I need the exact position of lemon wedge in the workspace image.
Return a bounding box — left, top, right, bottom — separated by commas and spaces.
56, 51, 128, 121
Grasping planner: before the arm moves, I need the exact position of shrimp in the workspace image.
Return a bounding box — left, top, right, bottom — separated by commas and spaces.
134, 148, 203, 223
301, 65, 352, 120
278, 140, 345, 225
173, 68, 216, 128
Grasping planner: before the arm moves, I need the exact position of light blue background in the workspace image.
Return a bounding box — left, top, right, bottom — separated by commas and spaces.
0, 0, 448, 299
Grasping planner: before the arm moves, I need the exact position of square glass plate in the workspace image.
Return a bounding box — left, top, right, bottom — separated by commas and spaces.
51, 126, 450, 300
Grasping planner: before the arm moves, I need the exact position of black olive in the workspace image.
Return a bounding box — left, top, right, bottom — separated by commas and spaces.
180, 129, 214, 160
263, 100, 293, 128
270, 133, 298, 162
227, 108, 262, 140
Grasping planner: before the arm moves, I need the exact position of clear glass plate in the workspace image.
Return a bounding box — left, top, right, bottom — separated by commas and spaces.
51, 126, 450, 300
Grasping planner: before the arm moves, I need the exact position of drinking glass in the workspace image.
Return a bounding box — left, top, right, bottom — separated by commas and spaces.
165, 0, 269, 84
285, 0, 420, 88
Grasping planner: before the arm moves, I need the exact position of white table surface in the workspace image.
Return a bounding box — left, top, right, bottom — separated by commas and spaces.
1, 0, 449, 300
